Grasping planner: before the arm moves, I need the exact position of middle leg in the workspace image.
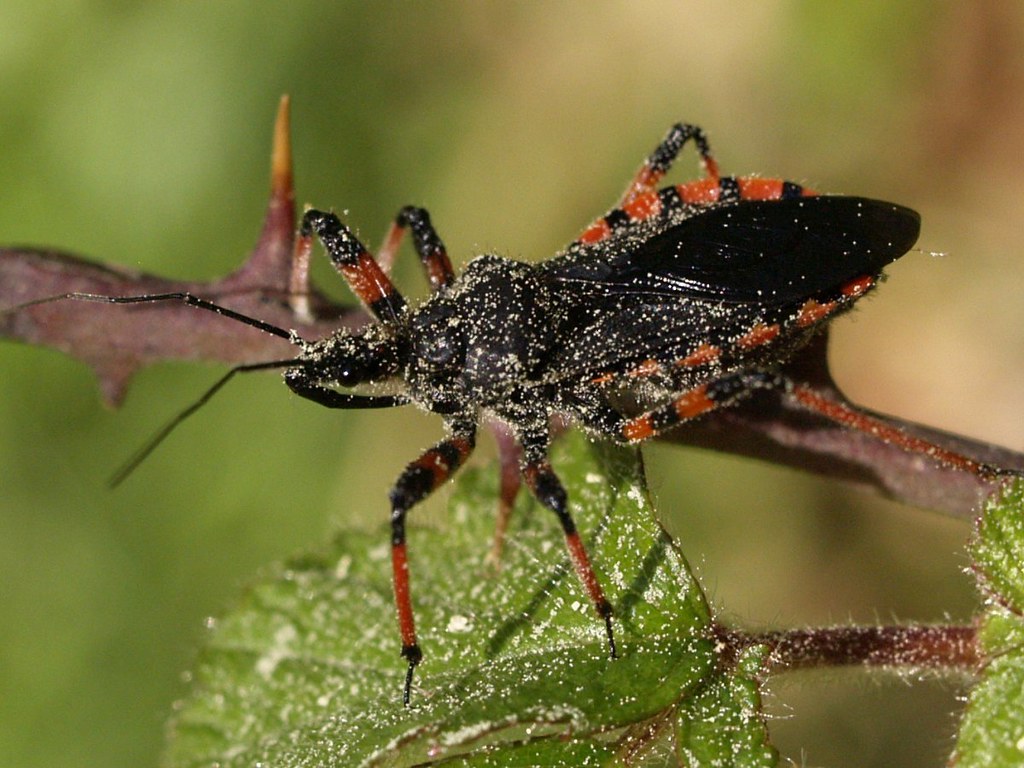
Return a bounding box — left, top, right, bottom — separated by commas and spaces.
517, 421, 617, 660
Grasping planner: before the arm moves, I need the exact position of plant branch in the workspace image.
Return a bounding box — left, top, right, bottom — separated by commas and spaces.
715, 622, 981, 674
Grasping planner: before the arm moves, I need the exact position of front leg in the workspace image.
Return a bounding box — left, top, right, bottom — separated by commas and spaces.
376, 206, 455, 292
299, 209, 409, 324
389, 419, 477, 705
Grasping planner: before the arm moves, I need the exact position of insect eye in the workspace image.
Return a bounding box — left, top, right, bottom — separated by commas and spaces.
335, 362, 363, 386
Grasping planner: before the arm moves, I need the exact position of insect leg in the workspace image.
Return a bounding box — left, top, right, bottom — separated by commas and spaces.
376, 206, 455, 292
483, 421, 523, 569
789, 383, 1018, 480
519, 428, 617, 660
388, 423, 477, 705
622, 371, 1018, 481
619, 123, 720, 206
288, 221, 315, 323
576, 124, 723, 246
300, 209, 408, 324
621, 372, 782, 442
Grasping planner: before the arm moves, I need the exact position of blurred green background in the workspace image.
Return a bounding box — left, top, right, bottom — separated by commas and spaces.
1, 2, 1023, 766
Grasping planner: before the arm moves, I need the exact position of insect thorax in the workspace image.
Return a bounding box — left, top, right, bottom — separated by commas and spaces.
401, 254, 556, 416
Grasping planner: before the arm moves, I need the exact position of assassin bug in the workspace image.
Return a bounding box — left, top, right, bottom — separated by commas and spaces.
6, 117, 1010, 707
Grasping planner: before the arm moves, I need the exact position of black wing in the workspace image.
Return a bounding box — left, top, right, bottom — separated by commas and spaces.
539, 196, 920, 381
545, 196, 920, 304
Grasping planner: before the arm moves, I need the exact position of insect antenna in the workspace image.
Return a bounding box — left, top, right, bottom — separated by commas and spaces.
108, 357, 302, 488
3, 291, 315, 483
7, 291, 299, 342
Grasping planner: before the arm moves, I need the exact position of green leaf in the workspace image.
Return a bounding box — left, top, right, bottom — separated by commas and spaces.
674, 645, 778, 767
164, 431, 776, 767
954, 479, 1024, 767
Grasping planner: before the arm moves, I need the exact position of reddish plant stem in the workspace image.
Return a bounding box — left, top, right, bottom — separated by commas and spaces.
716, 623, 981, 673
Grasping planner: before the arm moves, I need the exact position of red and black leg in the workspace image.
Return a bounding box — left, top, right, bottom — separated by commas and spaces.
577, 123, 813, 247
620, 371, 782, 442
619, 123, 720, 207
299, 208, 408, 324
616, 369, 1013, 481
579, 123, 721, 246
788, 384, 1015, 479
376, 206, 455, 293
389, 421, 477, 705
518, 424, 617, 660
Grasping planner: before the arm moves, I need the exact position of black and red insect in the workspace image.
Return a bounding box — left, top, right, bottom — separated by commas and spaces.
11, 121, 1005, 705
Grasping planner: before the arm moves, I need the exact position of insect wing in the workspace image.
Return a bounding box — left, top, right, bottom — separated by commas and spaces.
548, 196, 920, 305
541, 196, 920, 382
